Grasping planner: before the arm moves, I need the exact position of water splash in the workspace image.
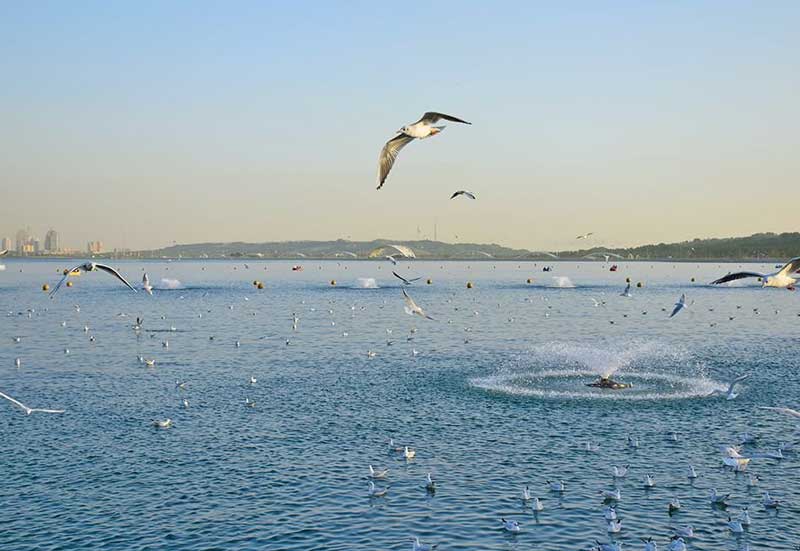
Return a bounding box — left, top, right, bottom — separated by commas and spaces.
470, 341, 723, 401
355, 278, 379, 289
0, 264, 5, 271
158, 278, 183, 290
551, 276, 575, 288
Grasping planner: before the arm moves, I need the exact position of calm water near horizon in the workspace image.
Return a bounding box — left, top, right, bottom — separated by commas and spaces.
1, 260, 798, 550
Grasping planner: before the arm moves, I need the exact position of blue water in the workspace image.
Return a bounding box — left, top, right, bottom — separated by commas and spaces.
1, 260, 798, 550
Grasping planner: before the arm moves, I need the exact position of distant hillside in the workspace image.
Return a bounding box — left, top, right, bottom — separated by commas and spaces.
133, 232, 800, 260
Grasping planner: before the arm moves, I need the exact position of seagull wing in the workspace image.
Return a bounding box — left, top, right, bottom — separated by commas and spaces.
728, 373, 749, 393
28, 407, 65, 414
402, 289, 418, 312
94, 264, 137, 292
670, 296, 685, 318
143, 273, 150, 286
710, 272, 764, 285
50, 264, 84, 298
758, 406, 800, 418
777, 257, 800, 278
377, 133, 415, 189
0, 391, 30, 413
392, 271, 410, 284
450, 191, 463, 199
418, 112, 471, 125
0, 249, 7, 257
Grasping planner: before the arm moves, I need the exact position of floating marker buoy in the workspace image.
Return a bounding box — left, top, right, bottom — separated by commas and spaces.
257, 282, 264, 289
466, 282, 473, 289
42, 283, 50, 291
330, 280, 337, 286
636, 281, 643, 288
253, 280, 259, 286
626, 277, 631, 283
690, 277, 695, 282
66, 281, 73, 287
526, 278, 533, 284
426, 278, 432, 285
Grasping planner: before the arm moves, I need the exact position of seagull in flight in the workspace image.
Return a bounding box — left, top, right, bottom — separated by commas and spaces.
710, 257, 800, 289
393, 271, 422, 286
0, 391, 65, 415
707, 373, 749, 400
0, 249, 7, 257
450, 190, 476, 200
758, 406, 800, 420
670, 294, 688, 318
576, 232, 594, 240
377, 112, 471, 189
50, 262, 137, 297
403, 290, 434, 320
142, 273, 153, 295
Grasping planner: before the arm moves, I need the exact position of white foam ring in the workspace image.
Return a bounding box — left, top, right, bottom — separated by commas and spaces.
158, 278, 183, 290
355, 278, 379, 289
551, 276, 575, 288
470, 341, 725, 401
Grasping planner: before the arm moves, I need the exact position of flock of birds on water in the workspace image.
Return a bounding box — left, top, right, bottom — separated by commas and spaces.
3, 114, 800, 549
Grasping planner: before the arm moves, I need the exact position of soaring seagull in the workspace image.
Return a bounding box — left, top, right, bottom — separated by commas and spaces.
710, 257, 800, 290
403, 289, 434, 320
0, 249, 7, 257
393, 271, 422, 286
50, 262, 137, 297
377, 112, 471, 189
0, 390, 65, 415
576, 232, 594, 240
450, 190, 476, 200
670, 294, 688, 318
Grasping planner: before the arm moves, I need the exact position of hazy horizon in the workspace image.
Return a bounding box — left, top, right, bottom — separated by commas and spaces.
2, 2, 799, 252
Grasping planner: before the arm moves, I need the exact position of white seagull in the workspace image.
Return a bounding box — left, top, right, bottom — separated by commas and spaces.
50, 262, 137, 297
576, 232, 594, 240
450, 190, 476, 200
393, 271, 422, 286
369, 465, 389, 479
670, 294, 688, 318
411, 536, 438, 551
377, 112, 471, 189
0, 391, 65, 415
501, 518, 521, 533
707, 373, 750, 400
142, 273, 153, 295
711, 257, 800, 290
403, 290, 434, 320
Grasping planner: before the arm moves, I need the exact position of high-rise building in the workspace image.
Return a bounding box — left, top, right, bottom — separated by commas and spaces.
15, 228, 29, 253
0, 237, 11, 251
87, 241, 103, 254
44, 229, 60, 253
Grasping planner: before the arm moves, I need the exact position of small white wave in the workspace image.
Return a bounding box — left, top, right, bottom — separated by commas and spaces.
551, 276, 575, 288
355, 278, 379, 289
0, 264, 5, 271
158, 278, 183, 290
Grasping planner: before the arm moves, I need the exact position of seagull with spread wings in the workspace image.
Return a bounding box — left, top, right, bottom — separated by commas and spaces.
0, 249, 8, 257
576, 232, 594, 240
377, 112, 471, 189
450, 190, 476, 200
50, 262, 137, 297
0, 390, 65, 415
393, 271, 422, 286
670, 294, 688, 318
403, 289, 434, 320
710, 257, 800, 290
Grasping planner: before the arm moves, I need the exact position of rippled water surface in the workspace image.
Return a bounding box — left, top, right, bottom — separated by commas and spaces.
1, 260, 799, 550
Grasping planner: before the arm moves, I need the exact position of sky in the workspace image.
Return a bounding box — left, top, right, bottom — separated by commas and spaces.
1, 1, 798, 252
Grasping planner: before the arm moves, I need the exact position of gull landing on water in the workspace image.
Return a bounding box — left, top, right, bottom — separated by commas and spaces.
50, 262, 137, 297
377, 112, 471, 189
706, 373, 749, 400
711, 257, 800, 290
0, 391, 65, 415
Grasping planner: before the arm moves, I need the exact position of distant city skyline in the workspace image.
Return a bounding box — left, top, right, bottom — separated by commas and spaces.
1, 3, 798, 251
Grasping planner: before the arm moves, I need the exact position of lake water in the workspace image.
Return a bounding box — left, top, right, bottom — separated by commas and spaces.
1, 259, 798, 550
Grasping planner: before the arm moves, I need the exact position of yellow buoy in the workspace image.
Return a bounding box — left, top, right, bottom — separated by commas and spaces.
426, 278, 432, 285
42, 283, 50, 292
253, 280, 259, 286
66, 281, 73, 287
466, 281, 473, 289
257, 282, 264, 289
330, 280, 337, 286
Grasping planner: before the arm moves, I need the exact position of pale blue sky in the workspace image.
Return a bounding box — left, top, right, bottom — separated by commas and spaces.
1, 1, 798, 251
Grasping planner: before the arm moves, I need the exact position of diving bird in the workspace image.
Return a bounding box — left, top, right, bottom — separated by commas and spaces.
0, 391, 65, 415
403, 290, 434, 320
670, 294, 688, 318
393, 271, 422, 286
50, 262, 137, 297
450, 190, 476, 200
710, 257, 800, 289
377, 112, 471, 189
142, 273, 153, 295
707, 373, 749, 400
